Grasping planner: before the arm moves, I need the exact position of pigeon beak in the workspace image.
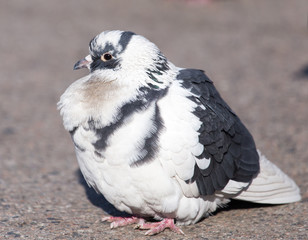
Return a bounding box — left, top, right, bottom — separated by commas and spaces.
73, 55, 92, 70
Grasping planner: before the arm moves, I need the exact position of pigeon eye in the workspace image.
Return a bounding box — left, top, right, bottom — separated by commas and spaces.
101, 53, 113, 62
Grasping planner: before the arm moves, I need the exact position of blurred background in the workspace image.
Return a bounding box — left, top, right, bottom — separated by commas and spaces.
1, 0, 307, 239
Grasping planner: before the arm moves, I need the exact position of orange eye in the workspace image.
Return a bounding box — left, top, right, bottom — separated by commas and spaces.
101, 53, 113, 62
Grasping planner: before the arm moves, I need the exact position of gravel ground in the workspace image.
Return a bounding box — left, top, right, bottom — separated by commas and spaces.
0, 0, 307, 239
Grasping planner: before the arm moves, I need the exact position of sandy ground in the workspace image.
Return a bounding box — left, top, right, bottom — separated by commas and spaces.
0, 0, 307, 239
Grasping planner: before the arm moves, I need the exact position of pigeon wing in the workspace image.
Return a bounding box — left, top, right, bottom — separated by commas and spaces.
176, 69, 260, 196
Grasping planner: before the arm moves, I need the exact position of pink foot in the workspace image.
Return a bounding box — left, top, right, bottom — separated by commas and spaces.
135, 218, 185, 236
101, 216, 140, 228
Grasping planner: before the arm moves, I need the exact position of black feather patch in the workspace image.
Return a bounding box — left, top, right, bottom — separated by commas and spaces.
177, 69, 260, 196
69, 126, 85, 152
146, 52, 170, 85
118, 31, 135, 54
130, 104, 164, 167
90, 87, 168, 166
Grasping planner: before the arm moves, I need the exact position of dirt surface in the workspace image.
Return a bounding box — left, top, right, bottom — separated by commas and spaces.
1, 0, 307, 239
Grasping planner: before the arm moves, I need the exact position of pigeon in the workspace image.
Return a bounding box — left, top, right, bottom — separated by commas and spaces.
58, 30, 301, 235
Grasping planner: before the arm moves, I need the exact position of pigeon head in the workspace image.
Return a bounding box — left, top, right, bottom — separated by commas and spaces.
74, 30, 171, 88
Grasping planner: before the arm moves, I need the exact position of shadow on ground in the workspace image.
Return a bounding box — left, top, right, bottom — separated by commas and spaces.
76, 169, 131, 217
77, 169, 270, 218
294, 64, 308, 80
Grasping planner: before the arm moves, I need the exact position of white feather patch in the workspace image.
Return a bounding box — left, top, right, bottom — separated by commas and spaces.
196, 157, 211, 170
104, 103, 156, 166
158, 80, 204, 192
225, 150, 301, 204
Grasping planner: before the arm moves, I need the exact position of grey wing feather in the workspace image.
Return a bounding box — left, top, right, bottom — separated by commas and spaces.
177, 69, 260, 196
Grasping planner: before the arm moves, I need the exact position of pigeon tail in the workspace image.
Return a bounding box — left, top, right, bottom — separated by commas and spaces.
232, 150, 301, 204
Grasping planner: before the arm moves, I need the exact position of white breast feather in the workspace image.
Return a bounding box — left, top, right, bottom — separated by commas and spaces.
103, 103, 157, 166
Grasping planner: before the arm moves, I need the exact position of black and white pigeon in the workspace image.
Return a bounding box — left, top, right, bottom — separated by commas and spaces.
58, 30, 301, 235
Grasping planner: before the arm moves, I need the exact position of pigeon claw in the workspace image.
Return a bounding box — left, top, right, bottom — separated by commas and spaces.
135, 218, 185, 236
101, 216, 139, 228
102, 216, 184, 235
